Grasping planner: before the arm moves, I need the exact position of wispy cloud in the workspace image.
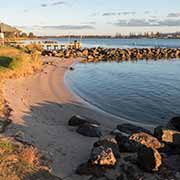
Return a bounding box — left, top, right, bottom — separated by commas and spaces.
41, 1, 66, 8
114, 19, 180, 27
103, 11, 136, 16
33, 25, 95, 30
167, 13, 180, 18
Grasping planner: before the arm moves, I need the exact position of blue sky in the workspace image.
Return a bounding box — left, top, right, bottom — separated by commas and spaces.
0, 0, 180, 35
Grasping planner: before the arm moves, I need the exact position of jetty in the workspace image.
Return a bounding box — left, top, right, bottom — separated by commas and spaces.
40, 40, 82, 50
8, 40, 82, 50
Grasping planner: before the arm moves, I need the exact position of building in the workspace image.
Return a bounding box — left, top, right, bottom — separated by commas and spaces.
0, 23, 20, 38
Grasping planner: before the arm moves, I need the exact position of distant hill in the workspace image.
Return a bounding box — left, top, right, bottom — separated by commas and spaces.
0, 23, 20, 33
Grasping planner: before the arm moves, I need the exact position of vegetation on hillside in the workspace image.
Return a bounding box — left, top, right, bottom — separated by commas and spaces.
0, 137, 60, 180
0, 45, 42, 119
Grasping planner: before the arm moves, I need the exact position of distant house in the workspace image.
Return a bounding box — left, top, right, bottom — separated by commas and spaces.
0, 23, 20, 38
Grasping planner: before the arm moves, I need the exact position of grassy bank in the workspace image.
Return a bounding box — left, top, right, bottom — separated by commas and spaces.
0, 137, 60, 180
0, 46, 42, 118
0, 47, 61, 179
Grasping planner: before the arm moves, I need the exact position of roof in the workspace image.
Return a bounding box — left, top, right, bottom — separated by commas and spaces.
0, 23, 20, 33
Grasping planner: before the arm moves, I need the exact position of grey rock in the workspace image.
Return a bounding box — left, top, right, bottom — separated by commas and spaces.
77, 123, 102, 137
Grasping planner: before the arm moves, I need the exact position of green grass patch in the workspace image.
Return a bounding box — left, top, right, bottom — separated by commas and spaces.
0, 140, 14, 153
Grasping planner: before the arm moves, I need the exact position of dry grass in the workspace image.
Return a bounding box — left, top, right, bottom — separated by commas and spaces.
0, 138, 40, 180
0, 138, 61, 180
0, 46, 42, 118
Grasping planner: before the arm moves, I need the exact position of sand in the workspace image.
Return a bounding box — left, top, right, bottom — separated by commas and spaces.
1, 57, 153, 179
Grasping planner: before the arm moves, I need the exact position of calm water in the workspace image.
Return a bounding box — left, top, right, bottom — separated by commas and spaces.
25, 38, 180, 48
66, 59, 180, 126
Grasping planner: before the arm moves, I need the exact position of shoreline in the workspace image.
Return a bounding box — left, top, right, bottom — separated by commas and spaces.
1, 56, 131, 179
64, 67, 155, 130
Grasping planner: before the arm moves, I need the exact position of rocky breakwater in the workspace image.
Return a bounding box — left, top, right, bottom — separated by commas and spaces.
42, 47, 180, 62
68, 115, 180, 180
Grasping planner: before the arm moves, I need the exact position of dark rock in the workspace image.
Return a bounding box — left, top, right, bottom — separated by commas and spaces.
76, 162, 106, 177
115, 134, 134, 152
167, 117, 180, 131
154, 127, 180, 147
94, 138, 120, 159
68, 115, 100, 127
77, 123, 102, 137
129, 132, 162, 149
163, 154, 180, 172
90, 146, 116, 167
137, 146, 162, 172
25, 170, 62, 180
0, 118, 12, 133
122, 164, 144, 180
117, 123, 151, 135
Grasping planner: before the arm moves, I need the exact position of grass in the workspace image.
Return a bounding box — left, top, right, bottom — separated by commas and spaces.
0, 140, 14, 153
0, 138, 60, 180
0, 138, 39, 180
0, 46, 42, 118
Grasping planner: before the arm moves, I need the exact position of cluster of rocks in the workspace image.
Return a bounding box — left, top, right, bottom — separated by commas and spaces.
68, 115, 102, 137
42, 47, 180, 62
68, 115, 180, 180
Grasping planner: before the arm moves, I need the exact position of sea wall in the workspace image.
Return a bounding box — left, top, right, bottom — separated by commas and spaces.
42, 47, 180, 62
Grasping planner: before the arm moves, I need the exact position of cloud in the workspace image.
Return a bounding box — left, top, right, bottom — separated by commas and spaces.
144, 11, 151, 14
41, 1, 66, 8
114, 19, 180, 27
37, 25, 95, 30
41, 4, 48, 7
103, 12, 116, 16
103, 11, 136, 16
81, 21, 96, 25
167, 13, 180, 18
51, 1, 66, 6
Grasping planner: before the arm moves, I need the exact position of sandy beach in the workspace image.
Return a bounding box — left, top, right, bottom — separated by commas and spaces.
1, 56, 132, 179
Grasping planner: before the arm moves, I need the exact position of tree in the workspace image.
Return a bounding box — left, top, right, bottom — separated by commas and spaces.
20, 32, 28, 38
29, 32, 35, 38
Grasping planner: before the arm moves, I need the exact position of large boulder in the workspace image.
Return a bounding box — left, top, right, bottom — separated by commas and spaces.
76, 123, 102, 137
90, 146, 116, 167
76, 162, 105, 177
129, 132, 162, 149
163, 155, 180, 172
137, 146, 162, 172
115, 133, 135, 152
167, 117, 180, 131
68, 115, 100, 127
93, 138, 121, 159
154, 127, 180, 147
117, 123, 151, 135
